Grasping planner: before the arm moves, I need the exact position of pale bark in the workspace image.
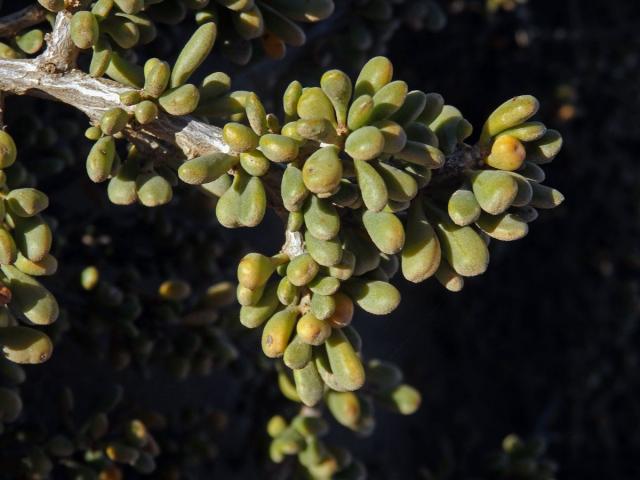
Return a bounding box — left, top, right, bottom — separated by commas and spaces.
0, 10, 229, 164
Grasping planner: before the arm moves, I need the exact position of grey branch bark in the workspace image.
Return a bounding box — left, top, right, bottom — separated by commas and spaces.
38, 10, 79, 73
282, 231, 305, 258
0, 56, 228, 159
0, 11, 229, 164
0, 5, 47, 39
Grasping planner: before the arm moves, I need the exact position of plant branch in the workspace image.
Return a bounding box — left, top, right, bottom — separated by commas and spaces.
281, 230, 305, 258
38, 10, 79, 73
0, 11, 228, 164
0, 11, 479, 219
430, 143, 485, 187
0, 5, 47, 39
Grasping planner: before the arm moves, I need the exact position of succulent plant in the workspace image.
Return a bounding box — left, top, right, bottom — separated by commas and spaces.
0, 2, 567, 478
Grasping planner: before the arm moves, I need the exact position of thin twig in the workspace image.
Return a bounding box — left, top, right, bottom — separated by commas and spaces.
0, 5, 47, 39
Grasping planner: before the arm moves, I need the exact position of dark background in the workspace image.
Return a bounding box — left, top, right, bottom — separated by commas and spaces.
3, 0, 640, 479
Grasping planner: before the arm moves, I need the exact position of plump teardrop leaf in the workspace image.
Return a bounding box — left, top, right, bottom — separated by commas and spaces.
401, 200, 441, 282
343, 279, 400, 315
170, 23, 217, 87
